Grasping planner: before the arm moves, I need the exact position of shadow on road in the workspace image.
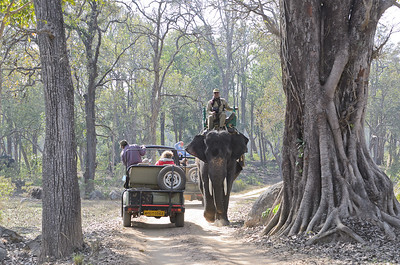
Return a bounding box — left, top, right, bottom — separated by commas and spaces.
131, 221, 175, 229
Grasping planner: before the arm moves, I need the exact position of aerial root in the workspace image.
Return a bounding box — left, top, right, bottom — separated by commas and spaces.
306, 210, 366, 246
381, 211, 400, 228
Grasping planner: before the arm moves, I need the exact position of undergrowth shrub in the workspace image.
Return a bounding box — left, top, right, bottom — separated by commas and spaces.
246, 175, 262, 186
73, 253, 84, 265
262, 203, 280, 218
0, 176, 16, 222
232, 179, 248, 192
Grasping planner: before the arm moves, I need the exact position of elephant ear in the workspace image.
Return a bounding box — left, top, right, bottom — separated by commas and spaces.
185, 134, 207, 162
231, 132, 249, 160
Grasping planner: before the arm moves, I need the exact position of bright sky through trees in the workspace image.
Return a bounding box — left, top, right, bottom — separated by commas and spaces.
381, 6, 400, 44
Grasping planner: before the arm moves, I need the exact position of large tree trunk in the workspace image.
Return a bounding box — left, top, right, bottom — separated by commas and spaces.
263, 0, 400, 242
80, 1, 101, 197
0, 65, 2, 120
149, 5, 162, 146
150, 67, 161, 145
34, 0, 83, 260
84, 75, 97, 197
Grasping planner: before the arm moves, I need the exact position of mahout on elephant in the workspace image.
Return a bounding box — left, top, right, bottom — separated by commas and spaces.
186, 130, 248, 226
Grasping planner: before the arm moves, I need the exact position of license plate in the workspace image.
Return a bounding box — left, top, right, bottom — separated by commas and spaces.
144, 210, 165, 217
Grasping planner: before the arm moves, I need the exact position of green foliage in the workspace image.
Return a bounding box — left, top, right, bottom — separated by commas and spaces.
232, 179, 248, 193
296, 138, 305, 158
249, 153, 260, 161
73, 253, 84, 265
0, 0, 35, 32
262, 203, 280, 218
0, 164, 18, 179
0, 175, 15, 199
0, 175, 15, 222
2, 0, 398, 203
232, 174, 263, 193
246, 175, 262, 186
366, 45, 400, 178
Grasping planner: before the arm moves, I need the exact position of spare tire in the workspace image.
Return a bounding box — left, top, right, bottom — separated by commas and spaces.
157, 166, 186, 190
187, 167, 199, 183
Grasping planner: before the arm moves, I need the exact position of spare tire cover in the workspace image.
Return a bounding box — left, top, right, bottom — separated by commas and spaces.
157, 165, 186, 190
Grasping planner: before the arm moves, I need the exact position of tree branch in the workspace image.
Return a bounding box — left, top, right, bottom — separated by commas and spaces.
95, 36, 140, 88
9, 0, 33, 15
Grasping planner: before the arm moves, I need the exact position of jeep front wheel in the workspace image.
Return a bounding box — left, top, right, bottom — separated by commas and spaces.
123, 210, 131, 227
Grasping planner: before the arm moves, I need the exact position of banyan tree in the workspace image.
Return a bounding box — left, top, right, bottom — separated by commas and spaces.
263, 0, 400, 243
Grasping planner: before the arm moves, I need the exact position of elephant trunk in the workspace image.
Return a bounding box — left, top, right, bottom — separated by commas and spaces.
209, 158, 227, 215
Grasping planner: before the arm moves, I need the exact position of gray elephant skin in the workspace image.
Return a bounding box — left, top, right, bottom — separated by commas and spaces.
186, 130, 248, 226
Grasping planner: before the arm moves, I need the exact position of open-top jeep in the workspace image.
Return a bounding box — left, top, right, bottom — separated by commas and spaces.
121, 145, 187, 227
181, 156, 203, 203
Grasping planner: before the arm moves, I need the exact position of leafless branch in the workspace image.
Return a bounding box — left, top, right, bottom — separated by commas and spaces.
96, 36, 141, 87
162, 93, 202, 103
231, 0, 280, 37
372, 28, 392, 59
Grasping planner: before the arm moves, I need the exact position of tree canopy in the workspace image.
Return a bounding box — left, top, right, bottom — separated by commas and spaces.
1, 0, 400, 259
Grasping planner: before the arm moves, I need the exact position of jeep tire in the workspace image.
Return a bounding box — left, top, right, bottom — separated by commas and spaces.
175, 212, 184, 227
157, 166, 186, 190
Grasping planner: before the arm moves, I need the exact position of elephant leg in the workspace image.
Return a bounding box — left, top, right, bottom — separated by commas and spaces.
203, 178, 216, 222
200, 167, 216, 223
216, 175, 235, 225
213, 193, 229, 226
204, 197, 216, 222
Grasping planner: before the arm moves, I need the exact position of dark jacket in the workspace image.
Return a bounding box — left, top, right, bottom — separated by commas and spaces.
121, 144, 146, 167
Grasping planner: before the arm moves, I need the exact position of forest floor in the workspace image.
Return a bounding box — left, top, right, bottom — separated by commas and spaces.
1, 163, 400, 264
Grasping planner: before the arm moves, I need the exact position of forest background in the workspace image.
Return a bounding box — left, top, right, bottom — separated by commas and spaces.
0, 0, 399, 200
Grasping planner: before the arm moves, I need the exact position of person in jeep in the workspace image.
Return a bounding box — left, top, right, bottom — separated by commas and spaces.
120, 140, 146, 168
207, 88, 234, 130
155, 150, 175, 166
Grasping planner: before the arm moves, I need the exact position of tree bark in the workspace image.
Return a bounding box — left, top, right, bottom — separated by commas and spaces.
257, 126, 264, 165
77, 1, 101, 197
160, 111, 165, 146
0, 65, 2, 120
33, 0, 83, 261
249, 100, 256, 157
263, 0, 400, 242
17, 135, 30, 174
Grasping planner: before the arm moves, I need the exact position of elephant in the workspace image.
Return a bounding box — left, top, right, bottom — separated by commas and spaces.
186, 130, 249, 226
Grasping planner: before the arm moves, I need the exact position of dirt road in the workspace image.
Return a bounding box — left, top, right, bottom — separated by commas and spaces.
3, 186, 399, 264
111, 188, 288, 265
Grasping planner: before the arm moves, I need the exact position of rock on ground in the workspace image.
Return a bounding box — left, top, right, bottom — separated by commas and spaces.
244, 181, 282, 227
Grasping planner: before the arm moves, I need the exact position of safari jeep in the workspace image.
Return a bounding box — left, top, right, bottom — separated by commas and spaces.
181, 156, 203, 203
121, 145, 186, 227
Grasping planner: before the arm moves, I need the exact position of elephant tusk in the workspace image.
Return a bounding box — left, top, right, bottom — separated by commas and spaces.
224, 177, 227, 196
209, 179, 213, 196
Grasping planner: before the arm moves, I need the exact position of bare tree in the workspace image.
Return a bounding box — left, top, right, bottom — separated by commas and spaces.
189, 0, 239, 98
33, 0, 83, 260
66, 0, 137, 196
231, 0, 280, 37
262, 0, 400, 243
128, 0, 195, 145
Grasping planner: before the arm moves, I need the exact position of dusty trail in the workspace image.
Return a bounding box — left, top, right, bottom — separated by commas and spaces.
114, 188, 284, 265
